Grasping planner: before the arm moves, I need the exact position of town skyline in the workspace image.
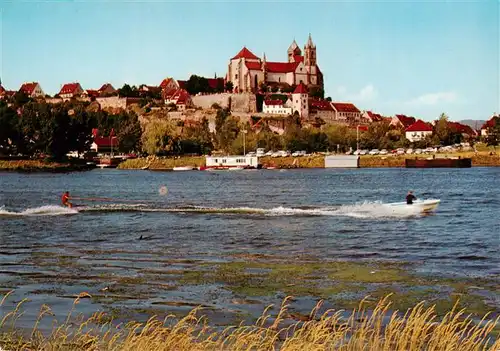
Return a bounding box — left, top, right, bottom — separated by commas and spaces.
2, 1, 498, 121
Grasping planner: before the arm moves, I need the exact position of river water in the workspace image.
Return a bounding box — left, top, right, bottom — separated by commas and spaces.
0, 168, 499, 330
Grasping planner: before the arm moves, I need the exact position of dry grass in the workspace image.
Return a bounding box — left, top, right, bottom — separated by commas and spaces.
118, 156, 206, 170
0, 293, 498, 350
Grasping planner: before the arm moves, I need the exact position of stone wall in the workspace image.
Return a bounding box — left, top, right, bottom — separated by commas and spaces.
96, 96, 140, 109
191, 93, 257, 113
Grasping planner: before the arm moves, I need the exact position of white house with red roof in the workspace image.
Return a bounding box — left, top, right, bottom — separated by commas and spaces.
405, 119, 433, 142
19, 82, 44, 98
263, 98, 292, 115
309, 99, 335, 122
98, 83, 116, 96
160, 78, 181, 92
164, 89, 193, 111
331, 102, 361, 123
480, 114, 499, 136
59, 83, 83, 100
361, 110, 384, 123
291, 83, 309, 119
391, 114, 416, 129
226, 35, 323, 93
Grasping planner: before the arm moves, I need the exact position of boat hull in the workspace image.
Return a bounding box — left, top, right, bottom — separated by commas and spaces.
405, 158, 471, 168
386, 199, 441, 212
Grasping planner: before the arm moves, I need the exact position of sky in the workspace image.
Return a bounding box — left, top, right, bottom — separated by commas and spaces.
1, 0, 498, 121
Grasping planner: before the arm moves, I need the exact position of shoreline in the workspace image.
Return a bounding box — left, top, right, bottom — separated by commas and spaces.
1, 152, 498, 172
117, 152, 500, 170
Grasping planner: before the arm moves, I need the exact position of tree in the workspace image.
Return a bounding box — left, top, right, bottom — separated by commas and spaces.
181, 117, 213, 154
66, 103, 94, 156
215, 79, 225, 93
309, 87, 324, 99
326, 97, 332, 102
118, 84, 139, 98
485, 116, 500, 148
13, 91, 30, 107
0, 101, 18, 154
433, 113, 453, 145
115, 111, 142, 153
141, 119, 176, 155
186, 75, 211, 95
225, 81, 234, 92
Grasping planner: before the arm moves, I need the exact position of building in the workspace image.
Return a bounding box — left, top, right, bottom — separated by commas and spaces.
263, 98, 292, 115
98, 83, 117, 96
59, 83, 84, 100
164, 89, 193, 111
291, 83, 309, 119
481, 115, 499, 136
331, 102, 361, 123
19, 82, 45, 98
361, 110, 384, 123
82, 89, 100, 99
309, 99, 336, 123
405, 119, 433, 142
226, 34, 323, 93
90, 129, 118, 154
447, 122, 478, 139
391, 114, 416, 129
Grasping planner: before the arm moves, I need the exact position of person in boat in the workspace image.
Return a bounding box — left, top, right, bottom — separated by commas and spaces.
406, 190, 417, 205
61, 191, 72, 208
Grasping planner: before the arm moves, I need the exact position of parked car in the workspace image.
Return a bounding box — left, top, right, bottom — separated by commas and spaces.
369, 149, 380, 155
360, 149, 369, 155
246, 151, 256, 156
396, 148, 405, 155
291, 151, 299, 157
379, 149, 388, 155
406, 148, 414, 154
353, 150, 361, 155
414, 149, 423, 154
298, 150, 307, 156
265, 150, 274, 156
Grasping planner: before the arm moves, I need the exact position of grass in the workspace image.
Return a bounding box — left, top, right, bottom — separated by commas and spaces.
0, 292, 498, 350
0, 160, 93, 172
118, 150, 500, 170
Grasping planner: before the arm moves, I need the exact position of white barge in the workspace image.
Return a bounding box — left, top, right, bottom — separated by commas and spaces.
201, 156, 259, 170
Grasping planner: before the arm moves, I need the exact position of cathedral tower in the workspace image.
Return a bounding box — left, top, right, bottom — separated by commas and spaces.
287, 40, 302, 63
304, 34, 316, 67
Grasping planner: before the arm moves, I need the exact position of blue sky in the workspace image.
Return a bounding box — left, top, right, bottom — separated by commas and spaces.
1, 0, 498, 121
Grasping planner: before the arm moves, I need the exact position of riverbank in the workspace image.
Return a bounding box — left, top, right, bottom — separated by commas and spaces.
117, 151, 500, 170
0, 160, 95, 172
0, 294, 498, 351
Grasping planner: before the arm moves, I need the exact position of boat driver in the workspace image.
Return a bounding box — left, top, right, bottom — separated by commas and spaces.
406, 191, 417, 205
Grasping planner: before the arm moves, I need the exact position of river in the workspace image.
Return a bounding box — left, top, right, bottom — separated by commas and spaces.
0, 168, 499, 330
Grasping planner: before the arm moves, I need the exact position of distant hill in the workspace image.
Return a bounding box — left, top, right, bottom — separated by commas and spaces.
458, 119, 485, 130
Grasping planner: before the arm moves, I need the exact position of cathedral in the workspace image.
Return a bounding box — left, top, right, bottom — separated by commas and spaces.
226, 34, 323, 93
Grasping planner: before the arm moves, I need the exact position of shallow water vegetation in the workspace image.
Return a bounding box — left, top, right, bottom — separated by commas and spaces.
0, 294, 498, 350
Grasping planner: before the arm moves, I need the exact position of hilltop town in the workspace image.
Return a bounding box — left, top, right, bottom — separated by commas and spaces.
0, 35, 498, 160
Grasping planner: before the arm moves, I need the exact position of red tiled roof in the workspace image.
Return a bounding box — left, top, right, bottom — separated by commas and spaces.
406, 119, 433, 132
310, 99, 333, 111
245, 61, 262, 70
481, 117, 498, 130
84, 89, 99, 98
232, 47, 260, 60
350, 125, 369, 132
98, 83, 115, 92
59, 83, 82, 95
19, 82, 38, 95
448, 122, 476, 136
207, 78, 224, 90
366, 111, 383, 122
332, 102, 360, 113
293, 82, 308, 94
264, 99, 286, 106
293, 55, 304, 63
266, 61, 299, 73
395, 114, 416, 128
165, 88, 191, 105
160, 78, 174, 89
94, 136, 118, 148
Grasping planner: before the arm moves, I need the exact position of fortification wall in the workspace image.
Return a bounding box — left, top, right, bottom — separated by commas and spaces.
191, 93, 257, 113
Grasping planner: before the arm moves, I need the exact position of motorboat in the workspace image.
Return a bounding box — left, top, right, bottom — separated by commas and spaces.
386, 199, 440, 213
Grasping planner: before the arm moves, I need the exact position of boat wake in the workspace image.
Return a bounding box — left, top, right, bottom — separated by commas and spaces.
0, 205, 78, 217
0, 201, 426, 219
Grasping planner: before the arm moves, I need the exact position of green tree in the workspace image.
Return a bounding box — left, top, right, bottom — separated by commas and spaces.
141, 119, 176, 155
0, 101, 18, 154
67, 103, 94, 156
118, 84, 139, 98
485, 116, 500, 148
182, 117, 213, 154
309, 87, 324, 99
225, 81, 234, 92
186, 75, 212, 95
115, 111, 142, 153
